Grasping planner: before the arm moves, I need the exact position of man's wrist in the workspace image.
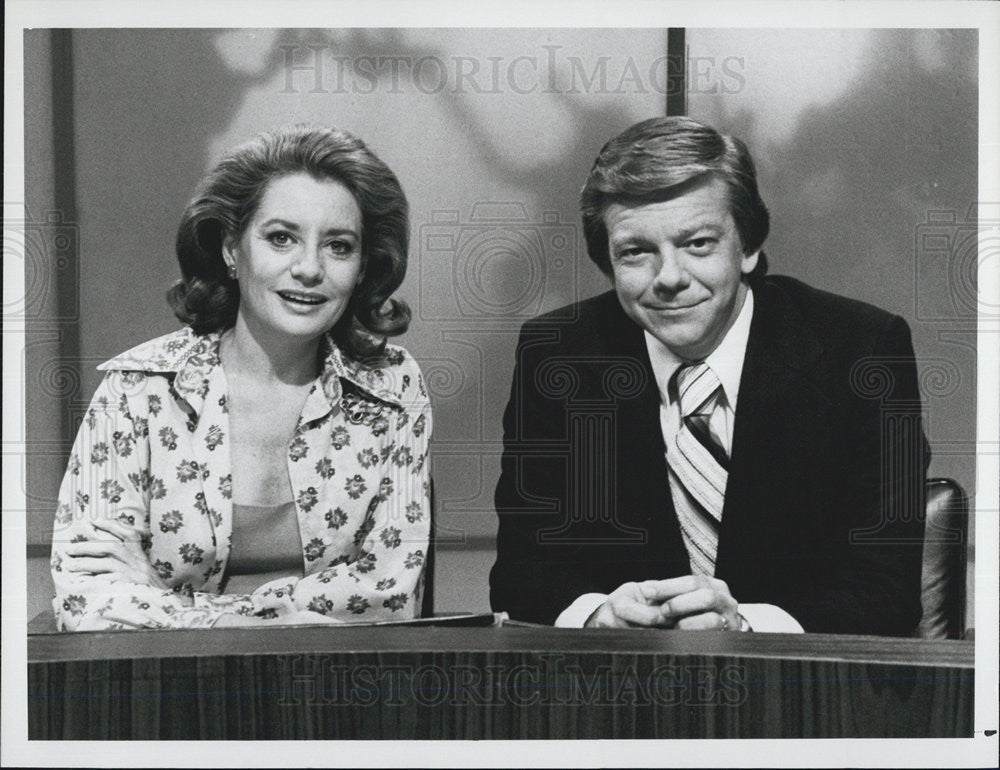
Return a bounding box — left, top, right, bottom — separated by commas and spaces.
584, 604, 605, 628
736, 604, 804, 633
555, 593, 608, 627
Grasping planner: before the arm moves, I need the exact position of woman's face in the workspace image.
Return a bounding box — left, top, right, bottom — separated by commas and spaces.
224, 172, 364, 345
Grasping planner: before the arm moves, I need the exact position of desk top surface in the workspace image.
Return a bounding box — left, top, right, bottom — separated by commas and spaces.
28, 620, 973, 668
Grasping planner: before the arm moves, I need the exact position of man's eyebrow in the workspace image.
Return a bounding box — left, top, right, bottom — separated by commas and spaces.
608, 236, 655, 254
675, 221, 725, 240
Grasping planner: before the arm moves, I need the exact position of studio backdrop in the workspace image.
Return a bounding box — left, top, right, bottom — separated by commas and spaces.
22, 27, 978, 621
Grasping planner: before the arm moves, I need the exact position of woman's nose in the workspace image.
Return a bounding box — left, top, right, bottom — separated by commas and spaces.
290, 244, 324, 283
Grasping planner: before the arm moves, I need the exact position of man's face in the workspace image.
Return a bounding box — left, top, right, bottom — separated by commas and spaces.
605, 177, 758, 361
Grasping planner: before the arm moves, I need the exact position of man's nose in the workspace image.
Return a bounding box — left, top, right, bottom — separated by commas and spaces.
652, 249, 690, 292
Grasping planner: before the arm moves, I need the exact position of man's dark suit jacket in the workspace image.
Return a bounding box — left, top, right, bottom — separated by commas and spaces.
490, 275, 928, 635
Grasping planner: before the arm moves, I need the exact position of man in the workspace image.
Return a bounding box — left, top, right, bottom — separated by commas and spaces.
489, 117, 928, 634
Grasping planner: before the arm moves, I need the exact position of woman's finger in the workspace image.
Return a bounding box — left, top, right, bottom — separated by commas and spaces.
63, 541, 129, 561
288, 610, 345, 625
89, 527, 150, 565
213, 613, 262, 628
62, 556, 127, 575
69, 535, 164, 588
92, 518, 143, 543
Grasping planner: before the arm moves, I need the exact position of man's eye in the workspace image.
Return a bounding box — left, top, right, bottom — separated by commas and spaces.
687, 238, 716, 253
615, 247, 646, 261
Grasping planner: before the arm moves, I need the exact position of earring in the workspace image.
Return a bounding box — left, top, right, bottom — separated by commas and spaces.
227, 263, 238, 280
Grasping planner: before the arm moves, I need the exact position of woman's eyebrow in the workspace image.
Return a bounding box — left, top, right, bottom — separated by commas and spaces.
320, 226, 360, 237
257, 218, 359, 238
258, 217, 300, 230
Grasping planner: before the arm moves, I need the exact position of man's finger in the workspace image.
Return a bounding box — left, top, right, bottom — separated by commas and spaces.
660, 587, 725, 618
615, 599, 674, 627
636, 576, 717, 602
675, 612, 728, 631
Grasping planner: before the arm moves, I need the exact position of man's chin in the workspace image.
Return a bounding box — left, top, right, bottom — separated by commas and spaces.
648, 329, 703, 356
645, 319, 722, 357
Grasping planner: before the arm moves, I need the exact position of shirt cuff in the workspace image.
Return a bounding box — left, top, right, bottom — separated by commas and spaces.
555, 593, 608, 627
738, 603, 804, 633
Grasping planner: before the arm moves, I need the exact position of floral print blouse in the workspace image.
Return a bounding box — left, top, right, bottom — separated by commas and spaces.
51, 327, 432, 631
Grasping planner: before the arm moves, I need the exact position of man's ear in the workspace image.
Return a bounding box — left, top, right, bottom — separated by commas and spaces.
740, 250, 760, 276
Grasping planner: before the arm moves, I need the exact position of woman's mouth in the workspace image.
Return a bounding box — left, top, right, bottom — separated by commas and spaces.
277, 290, 327, 306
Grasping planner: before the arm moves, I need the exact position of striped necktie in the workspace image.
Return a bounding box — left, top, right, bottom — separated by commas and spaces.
665, 362, 728, 576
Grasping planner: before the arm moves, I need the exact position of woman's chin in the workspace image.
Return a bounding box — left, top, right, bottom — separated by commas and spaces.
252, 311, 342, 344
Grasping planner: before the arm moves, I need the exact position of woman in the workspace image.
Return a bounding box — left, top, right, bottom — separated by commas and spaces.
51, 126, 432, 630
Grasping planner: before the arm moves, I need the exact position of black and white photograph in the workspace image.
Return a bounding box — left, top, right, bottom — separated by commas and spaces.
3, 0, 998, 765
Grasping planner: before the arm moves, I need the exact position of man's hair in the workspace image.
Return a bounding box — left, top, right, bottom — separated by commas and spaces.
580, 116, 770, 276
169, 124, 410, 360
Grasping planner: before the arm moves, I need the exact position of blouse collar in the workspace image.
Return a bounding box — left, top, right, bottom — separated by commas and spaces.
98, 327, 408, 420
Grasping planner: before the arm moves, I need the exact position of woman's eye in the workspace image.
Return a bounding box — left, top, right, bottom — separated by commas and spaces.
326, 239, 356, 256
267, 232, 293, 247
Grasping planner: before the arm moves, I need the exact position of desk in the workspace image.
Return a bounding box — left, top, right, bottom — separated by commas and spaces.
28, 621, 973, 739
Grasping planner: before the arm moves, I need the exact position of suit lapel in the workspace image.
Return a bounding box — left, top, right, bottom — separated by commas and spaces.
715, 280, 829, 577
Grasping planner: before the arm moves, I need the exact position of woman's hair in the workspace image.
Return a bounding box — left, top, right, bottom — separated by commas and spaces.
169, 125, 410, 359
580, 116, 770, 277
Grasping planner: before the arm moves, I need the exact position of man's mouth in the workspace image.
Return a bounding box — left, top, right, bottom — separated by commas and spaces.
646, 300, 704, 312
277, 290, 327, 306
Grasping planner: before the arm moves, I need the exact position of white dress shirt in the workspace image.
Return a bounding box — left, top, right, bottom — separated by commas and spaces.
555, 289, 804, 632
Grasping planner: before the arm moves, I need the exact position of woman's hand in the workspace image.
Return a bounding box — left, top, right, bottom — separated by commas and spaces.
213, 610, 345, 628
60, 519, 169, 590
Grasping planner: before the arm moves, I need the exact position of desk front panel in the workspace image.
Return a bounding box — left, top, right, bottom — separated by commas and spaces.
28, 626, 974, 739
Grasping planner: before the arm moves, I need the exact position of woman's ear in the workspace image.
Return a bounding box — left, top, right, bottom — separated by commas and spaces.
221, 234, 238, 272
